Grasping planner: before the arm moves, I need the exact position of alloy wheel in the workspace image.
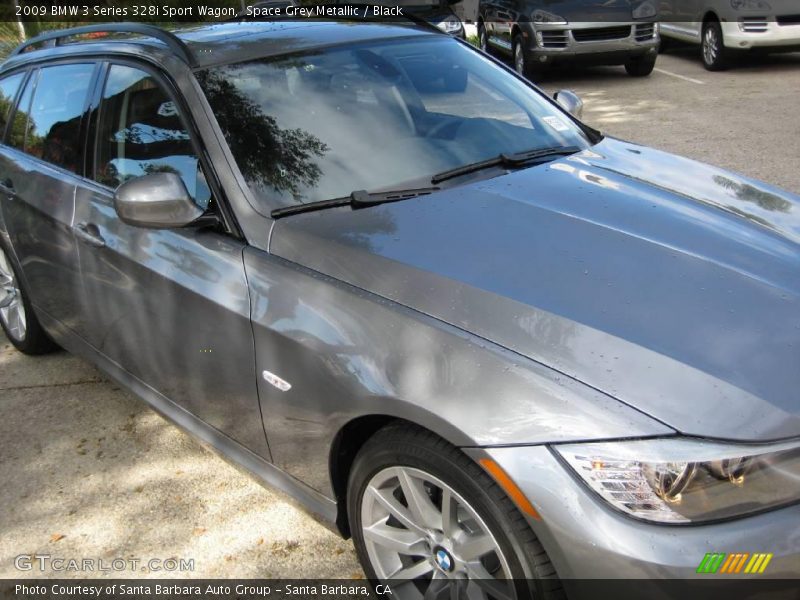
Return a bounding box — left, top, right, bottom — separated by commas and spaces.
0, 247, 26, 342
514, 44, 525, 75
360, 466, 516, 600
703, 26, 719, 66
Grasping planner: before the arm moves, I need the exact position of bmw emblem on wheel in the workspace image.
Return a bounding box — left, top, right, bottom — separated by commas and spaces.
434, 548, 453, 572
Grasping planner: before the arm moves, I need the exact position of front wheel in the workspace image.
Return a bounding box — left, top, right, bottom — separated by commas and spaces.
478, 22, 489, 54
0, 244, 59, 355
624, 54, 657, 77
702, 20, 728, 71
348, 423, 563, 599
512, 34, 544, 81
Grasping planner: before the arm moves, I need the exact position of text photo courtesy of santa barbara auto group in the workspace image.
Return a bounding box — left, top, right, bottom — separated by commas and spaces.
0, 0, 798, 599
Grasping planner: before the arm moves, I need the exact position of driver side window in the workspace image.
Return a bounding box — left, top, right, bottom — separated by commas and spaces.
94, 64, 210, 209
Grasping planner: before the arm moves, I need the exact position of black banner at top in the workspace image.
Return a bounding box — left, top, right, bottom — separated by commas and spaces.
5, 1, 243, 22
0, 0, 706, 24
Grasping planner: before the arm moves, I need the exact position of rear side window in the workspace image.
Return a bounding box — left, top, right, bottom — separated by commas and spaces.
13, 64, 94, 173
95, 64, 210, 207
8, 73, 35, 151
0, 72, 25, 138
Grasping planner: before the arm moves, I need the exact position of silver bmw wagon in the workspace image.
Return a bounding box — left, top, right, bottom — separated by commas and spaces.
0, 19, 798, 598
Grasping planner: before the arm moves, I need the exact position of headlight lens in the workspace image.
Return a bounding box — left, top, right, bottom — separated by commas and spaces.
437, 16, 462, 34
731, 0, 772, 10
555, 438, 800, 523
532, 10, 568, 25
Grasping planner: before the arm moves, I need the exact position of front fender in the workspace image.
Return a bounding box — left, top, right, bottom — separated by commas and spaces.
243, 248, 671, 497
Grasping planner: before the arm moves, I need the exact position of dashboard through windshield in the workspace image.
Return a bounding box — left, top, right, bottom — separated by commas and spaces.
197, 36, 591, 210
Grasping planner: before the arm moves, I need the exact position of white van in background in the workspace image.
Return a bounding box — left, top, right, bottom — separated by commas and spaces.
660, 0, 800, 70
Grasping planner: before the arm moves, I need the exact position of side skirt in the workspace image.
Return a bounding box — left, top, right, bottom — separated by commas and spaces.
36, 308, 342, 536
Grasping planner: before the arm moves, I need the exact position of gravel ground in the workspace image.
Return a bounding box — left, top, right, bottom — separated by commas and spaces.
1, 47, 799, 580
0, 343, 361, 579
539, 48, 800, 194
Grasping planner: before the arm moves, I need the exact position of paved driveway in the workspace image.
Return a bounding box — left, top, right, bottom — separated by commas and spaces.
1, 47, 799, 579
539, 48, 800, 194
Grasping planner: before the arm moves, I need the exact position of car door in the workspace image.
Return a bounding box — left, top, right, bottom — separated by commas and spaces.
673, 0, 703, 39
493, 0, 517, 51
0, 63, 96, 334
72, 61, 270, 459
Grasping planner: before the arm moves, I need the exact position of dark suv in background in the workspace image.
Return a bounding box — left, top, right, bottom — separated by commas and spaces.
477, 0, 660, 79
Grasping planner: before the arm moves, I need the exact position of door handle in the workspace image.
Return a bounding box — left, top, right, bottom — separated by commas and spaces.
73, 222, 106, 248
0, 178, 16, 200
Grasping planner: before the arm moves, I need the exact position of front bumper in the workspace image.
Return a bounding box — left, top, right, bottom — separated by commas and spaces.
723, 20, 800, 49
526, 22, 659, 64
466, 445, 800, 579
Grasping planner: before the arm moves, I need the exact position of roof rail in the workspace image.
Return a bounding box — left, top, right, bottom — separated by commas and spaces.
10, 23, 197, 68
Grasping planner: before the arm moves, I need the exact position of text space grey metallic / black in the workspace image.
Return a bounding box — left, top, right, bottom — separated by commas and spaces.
0, 19, 798, 596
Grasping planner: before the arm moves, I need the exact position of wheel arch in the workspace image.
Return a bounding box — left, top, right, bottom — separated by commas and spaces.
702, 10, 720, 25
329, 413, 473, 538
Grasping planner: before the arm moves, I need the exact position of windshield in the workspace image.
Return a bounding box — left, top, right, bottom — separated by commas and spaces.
198, 36, 591, 210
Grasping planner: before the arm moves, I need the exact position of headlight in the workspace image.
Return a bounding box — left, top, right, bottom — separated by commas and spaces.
532, 10, 568, 25
731, 0, 772, 10
632, 1, 656, 19
555, 438, 800, 524
436, 15, 462, 34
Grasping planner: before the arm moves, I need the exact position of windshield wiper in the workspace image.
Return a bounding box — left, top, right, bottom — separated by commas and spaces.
271, 187, 441, 219
270, 146, 581, 218
431, 146, 582, 185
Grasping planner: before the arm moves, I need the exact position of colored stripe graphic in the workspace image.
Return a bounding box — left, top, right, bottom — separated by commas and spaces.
744, 553, 774, 574
719, 553, 750, 574
697, 553, 726, 574
720, 554, 736, 574
734, 553, 750, 573
699, 552, 773, 575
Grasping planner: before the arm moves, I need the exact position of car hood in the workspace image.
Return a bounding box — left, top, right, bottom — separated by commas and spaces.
271, 137, 800, 442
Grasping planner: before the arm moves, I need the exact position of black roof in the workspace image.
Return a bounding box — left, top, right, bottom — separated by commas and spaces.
3, 20, 438, 72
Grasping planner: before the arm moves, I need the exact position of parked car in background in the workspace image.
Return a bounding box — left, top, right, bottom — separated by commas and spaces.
344, 0, 466, 37
660, 0, 800, 70
405, 0, 466, 37
477, 0, 660, 79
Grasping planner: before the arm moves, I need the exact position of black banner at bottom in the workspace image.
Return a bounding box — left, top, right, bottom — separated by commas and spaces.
3, 579, 799, 600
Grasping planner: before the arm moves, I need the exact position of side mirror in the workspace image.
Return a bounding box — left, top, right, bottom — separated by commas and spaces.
114, 172, 204, 229
554, 90, 584, 120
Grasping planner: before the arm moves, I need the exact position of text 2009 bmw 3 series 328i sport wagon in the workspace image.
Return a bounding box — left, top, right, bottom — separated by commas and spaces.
0, 19, 798, 598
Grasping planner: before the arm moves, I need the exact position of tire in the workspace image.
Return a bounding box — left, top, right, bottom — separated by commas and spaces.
0, 244, 59, 355
512, 34, 544, 81
701, 20, 728, 71
348, 423, 564, 599
477, 21, 489, 54
624, 54, 657, 77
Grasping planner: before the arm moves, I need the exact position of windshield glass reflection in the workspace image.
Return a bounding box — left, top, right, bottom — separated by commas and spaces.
198, 37, 590, 209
